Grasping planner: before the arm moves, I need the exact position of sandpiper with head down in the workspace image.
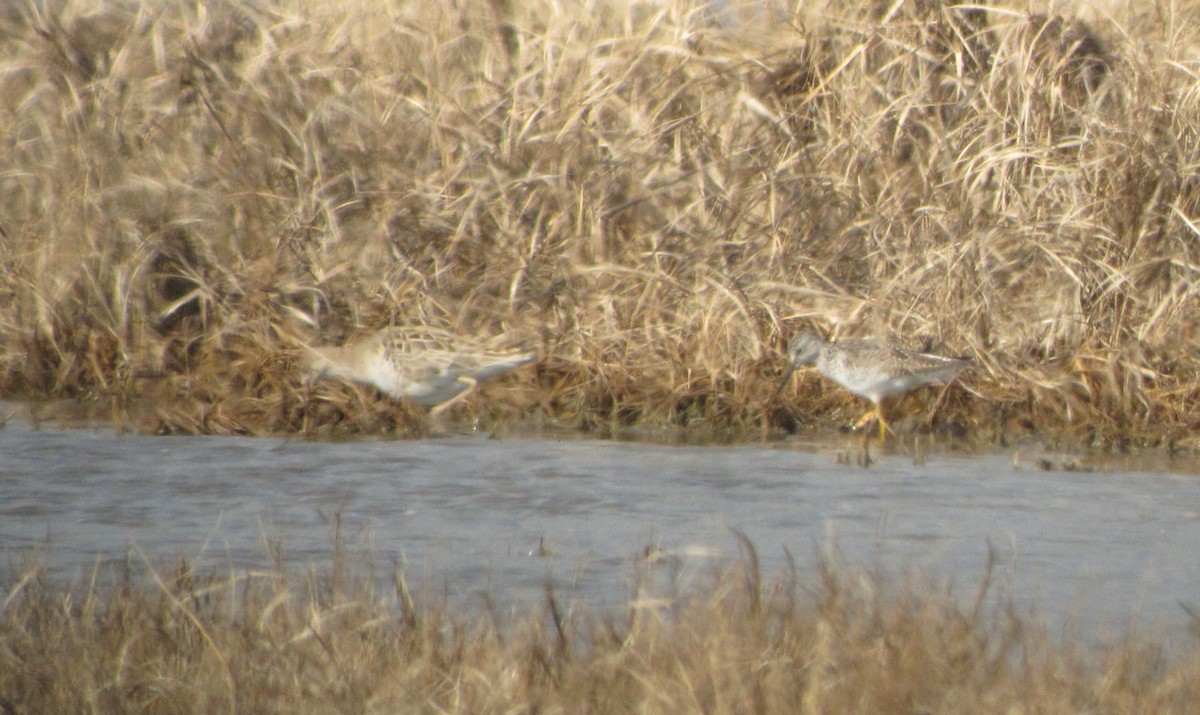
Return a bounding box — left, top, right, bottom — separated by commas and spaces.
776, 331, 969, 439
303, 326, 536, 415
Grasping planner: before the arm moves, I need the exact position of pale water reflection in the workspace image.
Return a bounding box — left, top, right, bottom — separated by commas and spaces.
3, 420, 1200, 647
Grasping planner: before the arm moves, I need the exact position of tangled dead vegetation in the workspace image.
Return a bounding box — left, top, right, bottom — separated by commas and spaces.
3, 0, 1200, 447
2, 538, 1199, 713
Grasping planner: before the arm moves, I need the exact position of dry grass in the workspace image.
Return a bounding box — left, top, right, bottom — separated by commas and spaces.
4, 0, 1200, 446
2, 537, 1198, 714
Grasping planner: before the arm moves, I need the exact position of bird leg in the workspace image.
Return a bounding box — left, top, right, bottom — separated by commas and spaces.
430, 376, 479, 416
852, 403, 890, 441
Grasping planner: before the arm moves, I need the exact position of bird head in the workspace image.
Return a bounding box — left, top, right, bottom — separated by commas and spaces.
785, 332, 825, 367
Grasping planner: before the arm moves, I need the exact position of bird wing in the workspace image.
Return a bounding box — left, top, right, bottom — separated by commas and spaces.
886, 345, 969, 382
378, 327, 532, 380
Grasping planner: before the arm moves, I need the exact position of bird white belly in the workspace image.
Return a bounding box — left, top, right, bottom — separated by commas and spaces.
826, 363, 892, 401
361, 360, 410, 398
402, 378, 466, 405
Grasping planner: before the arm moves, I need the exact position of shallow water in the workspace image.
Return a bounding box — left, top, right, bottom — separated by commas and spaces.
3, 419, 1200, 648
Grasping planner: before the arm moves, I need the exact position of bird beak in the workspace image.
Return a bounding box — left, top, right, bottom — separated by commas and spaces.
769, 360, 797, 404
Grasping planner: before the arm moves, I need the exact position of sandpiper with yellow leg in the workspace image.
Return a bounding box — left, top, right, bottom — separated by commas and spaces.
303, 326, 536, 415
775, 332, 969, 439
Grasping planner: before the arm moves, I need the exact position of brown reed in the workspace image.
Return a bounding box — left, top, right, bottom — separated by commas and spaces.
2, 0, 1200, 447
1, 538, 1197, 713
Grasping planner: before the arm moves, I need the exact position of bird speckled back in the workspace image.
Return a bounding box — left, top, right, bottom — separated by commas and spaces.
777, 330, 969, 438
806, 335, 968, 403
304, 326, 536, 408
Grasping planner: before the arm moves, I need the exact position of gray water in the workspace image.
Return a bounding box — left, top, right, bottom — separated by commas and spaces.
3, 419, 1200, 647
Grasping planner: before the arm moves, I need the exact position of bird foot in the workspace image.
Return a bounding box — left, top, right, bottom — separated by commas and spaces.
852, 409, 889, 442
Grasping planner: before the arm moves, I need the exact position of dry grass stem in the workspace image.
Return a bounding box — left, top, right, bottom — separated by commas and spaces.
2, 543, 1198, 713
2, 0, 1199, 446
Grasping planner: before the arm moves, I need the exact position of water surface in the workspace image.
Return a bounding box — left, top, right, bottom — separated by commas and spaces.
3, 420, 1199, 648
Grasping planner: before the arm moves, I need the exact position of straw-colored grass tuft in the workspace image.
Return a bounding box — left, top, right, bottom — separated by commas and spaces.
4, 0, 1200, 445
2, 539, 1199, 713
